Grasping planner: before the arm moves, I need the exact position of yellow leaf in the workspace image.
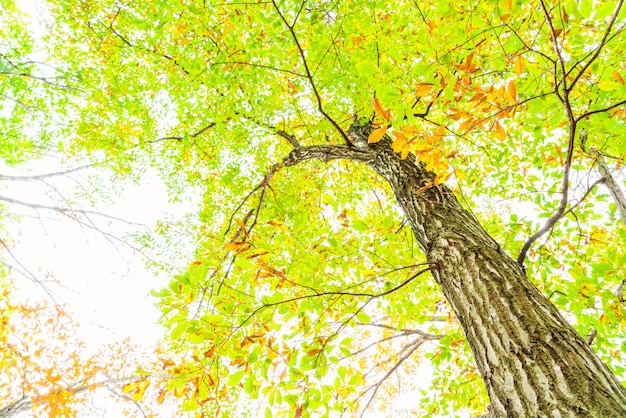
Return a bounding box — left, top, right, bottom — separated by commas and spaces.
122, 381, 140, 394
423, 134, 437, 145
401, 145, 410, 159
372, 97, 390, 121
435, 124, 446, 138
613, 71, 625, 85
459, 118, 475, 133
507, 80, 517, 101
494, 122, 506, 140
513, 56, 526, 76
415, 83, 435, 97
505, 0, 512, 10
132, 380, 149, 402
598, 81, 620, 91
224, 241, 248, 252
368, 126, 388, 143
391, 134, 407, 153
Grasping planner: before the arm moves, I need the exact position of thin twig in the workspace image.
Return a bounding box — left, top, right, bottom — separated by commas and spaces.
271, 0, 351, 145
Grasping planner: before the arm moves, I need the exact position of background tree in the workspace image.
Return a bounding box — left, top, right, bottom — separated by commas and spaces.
0, 280, 181, 418
7, 0, 626, 416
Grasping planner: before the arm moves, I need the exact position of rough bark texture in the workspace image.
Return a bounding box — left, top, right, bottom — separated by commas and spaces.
283, 124, 626, 417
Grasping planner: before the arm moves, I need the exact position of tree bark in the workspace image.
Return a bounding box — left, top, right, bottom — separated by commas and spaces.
282, 124, 626, 417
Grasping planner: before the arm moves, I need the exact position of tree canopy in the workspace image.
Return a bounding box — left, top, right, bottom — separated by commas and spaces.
2, 0, 626, 416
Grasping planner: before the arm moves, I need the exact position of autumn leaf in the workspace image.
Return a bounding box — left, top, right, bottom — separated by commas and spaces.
415, 83, 435, 97
494, 121, 506, 140
368, 126, 388, 143
306, 348, 322, 356
513, 56, 526, 76
391, 131, 408, 153
613, 71, 625, 85
507, 80, 517, 101
372, 97, 391, 121
434, 124, 446, 139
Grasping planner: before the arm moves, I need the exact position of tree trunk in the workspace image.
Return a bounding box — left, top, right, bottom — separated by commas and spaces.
283, 124, 626, 417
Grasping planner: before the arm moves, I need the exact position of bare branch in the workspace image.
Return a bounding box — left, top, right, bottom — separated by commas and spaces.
0, 165, 93, 181
357, 337, 426, 417
0, 237, 61, 306
581, 130, 626, 226
0, 194, 146, 228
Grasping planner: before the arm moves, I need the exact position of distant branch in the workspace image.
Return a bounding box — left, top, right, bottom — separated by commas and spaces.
581, 131, 626, 226
0, 237, 60, 305
0, 165, 93, 181
0, 194, 145, 227
356, 337, 426, 418
0, 375, 146, 418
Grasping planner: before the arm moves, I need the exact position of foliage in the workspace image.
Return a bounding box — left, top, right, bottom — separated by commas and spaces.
1, 0, 625, 416
0, 280, 177, 417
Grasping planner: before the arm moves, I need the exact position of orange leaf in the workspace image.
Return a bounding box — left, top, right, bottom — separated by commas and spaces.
267, 220, 289, 232
401, 125, 418, 134
459, 118, 475, 133
514, 56, 526, 76
368, 126, 388, 143
507, 80, 517, 101
435, 124, 446, 138
423, 134, 436, 145
236, 219, 249, 238
415, 83, 435, 97
246, 249, 269, 259
306, 348, 322, 356
613, 71, 625, 85
391, 134, 407, 153
204, 346, 216, 358
494, 122, 506, 140
372, 97, 390, 121
401, 145, 410, 159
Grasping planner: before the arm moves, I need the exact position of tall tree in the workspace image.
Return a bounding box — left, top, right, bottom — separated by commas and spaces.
17, 0, 626, 416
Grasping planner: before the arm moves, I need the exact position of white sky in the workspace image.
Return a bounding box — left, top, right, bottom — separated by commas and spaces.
1, 157, 197, 347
